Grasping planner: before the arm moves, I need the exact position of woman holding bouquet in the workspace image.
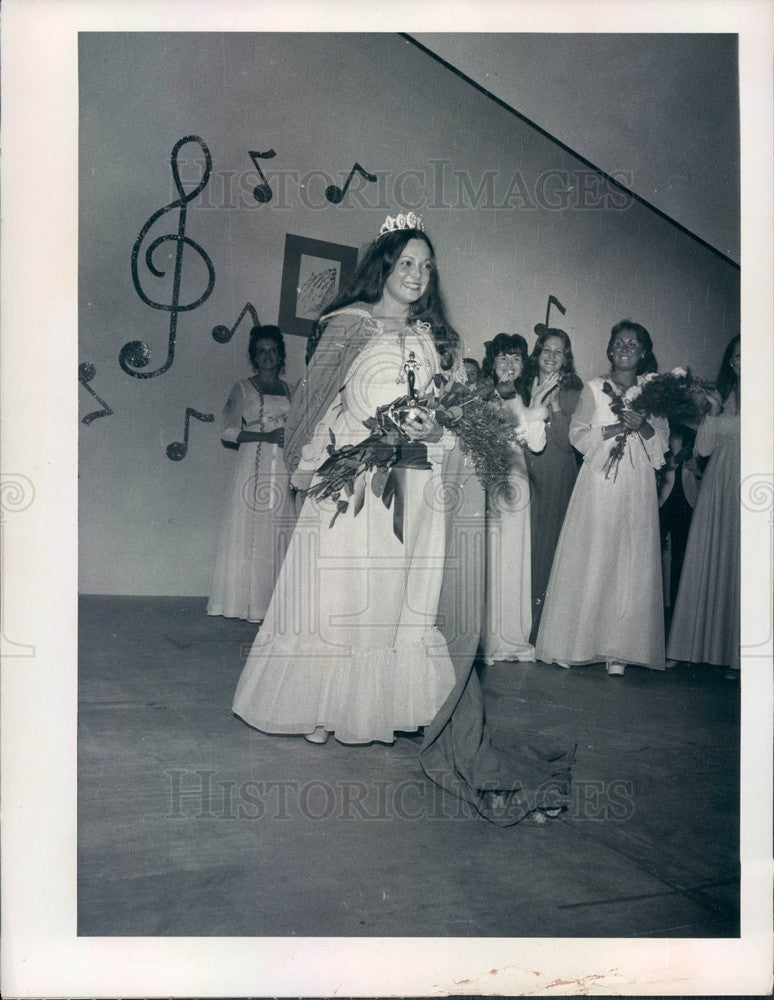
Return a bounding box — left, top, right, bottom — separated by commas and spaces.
536, 320, 669, 675
667, 336, 741, 675
232, 214, 572, 825
524, 327, 583, 644
481, 333, 558, 664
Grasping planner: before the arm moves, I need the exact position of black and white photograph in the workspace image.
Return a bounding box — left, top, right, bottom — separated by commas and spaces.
2, 1, 772, 996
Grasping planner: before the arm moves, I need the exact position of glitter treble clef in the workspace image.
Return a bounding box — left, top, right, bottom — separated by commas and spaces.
120, 135, 216, 379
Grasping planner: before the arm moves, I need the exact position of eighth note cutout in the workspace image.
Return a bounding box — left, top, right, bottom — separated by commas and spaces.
248, 149, 276, 203
212, 302, 260, 344
166, 407, 214, 461
325, 162, 377, 204
544, 294, 566, 328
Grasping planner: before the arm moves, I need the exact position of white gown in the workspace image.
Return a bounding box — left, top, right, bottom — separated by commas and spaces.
483, 396, 546, 664
536, 376, 669, 669
232, 320, 458, 744
207, 379, 296, 622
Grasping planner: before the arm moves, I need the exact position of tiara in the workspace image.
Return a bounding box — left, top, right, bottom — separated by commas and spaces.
378, 211, 425, 235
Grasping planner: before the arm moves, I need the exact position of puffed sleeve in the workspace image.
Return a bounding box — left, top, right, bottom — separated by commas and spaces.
501, 395, 546, 453
695, 414, 720, 457
220, 382, 244, 445
569, 384, 604, 457
640, 414, 669, 470
520, 414, 547, 453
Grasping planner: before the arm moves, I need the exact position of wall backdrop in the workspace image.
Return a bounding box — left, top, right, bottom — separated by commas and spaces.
78, 32, 740, 596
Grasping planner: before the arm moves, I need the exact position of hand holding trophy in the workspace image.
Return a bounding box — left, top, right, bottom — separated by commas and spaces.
385, 351, 439, 441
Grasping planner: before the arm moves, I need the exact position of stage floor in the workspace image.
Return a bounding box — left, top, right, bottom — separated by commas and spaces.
78, 595, 740, 937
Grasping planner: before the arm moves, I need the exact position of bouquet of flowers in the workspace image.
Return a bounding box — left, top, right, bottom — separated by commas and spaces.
306, 374, 519, 530
601, 367, 715, 480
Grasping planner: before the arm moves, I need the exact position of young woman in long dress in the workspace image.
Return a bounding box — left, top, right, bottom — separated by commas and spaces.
480, 334, 557, 665
233, 225, 460, 745
524, 327, 583, 644
535, 321, 669, 675
232, 218, 572, 824
667, 336, 741, 675
207, 325, 296, 622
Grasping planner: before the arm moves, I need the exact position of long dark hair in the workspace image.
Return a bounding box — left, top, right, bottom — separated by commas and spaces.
606, 320, 658, 375
306, 228, 459, 367
716, 334, 740, 412
526, 325, 583, 396
482, 333, 530, 401
248, 324, 285, 373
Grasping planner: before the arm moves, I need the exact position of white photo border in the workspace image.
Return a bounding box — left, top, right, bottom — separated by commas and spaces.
1, 0, 772, 996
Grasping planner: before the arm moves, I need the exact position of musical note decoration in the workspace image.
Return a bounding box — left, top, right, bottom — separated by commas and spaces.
544, 294, 566, 329
325, 162, 377, 204
166, 406, 214, 461
212, 302, 260, 344
78, 362, 114, 424
120, 341, 151, 370
121, 135, 216, 379
248, 149, 276, 203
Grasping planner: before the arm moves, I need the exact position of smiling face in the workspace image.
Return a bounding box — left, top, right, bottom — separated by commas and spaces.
380, 238, 434, 312
494, 350, 523, 383
609, 329, 645, 374
252, 338, 280, 377
538, 335, 566, 377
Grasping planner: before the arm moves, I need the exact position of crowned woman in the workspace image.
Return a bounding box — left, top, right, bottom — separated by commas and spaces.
232, 213, 572, 824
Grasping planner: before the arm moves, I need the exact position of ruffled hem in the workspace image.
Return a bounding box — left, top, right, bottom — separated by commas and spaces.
536, 651, 666, 670
233, 627, 456, 744
483, 644, 536, 666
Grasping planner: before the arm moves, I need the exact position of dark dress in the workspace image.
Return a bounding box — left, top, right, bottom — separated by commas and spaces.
666, 409, 741, 669
526, 386, 581, 644
658, 424, 699, 612
420, 443, 573, 825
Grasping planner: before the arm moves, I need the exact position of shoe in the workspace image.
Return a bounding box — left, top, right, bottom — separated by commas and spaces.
304, 727, 329, 744
556, 660, 571, 669
605, 660, 626, 676
723, 669, 740, 680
